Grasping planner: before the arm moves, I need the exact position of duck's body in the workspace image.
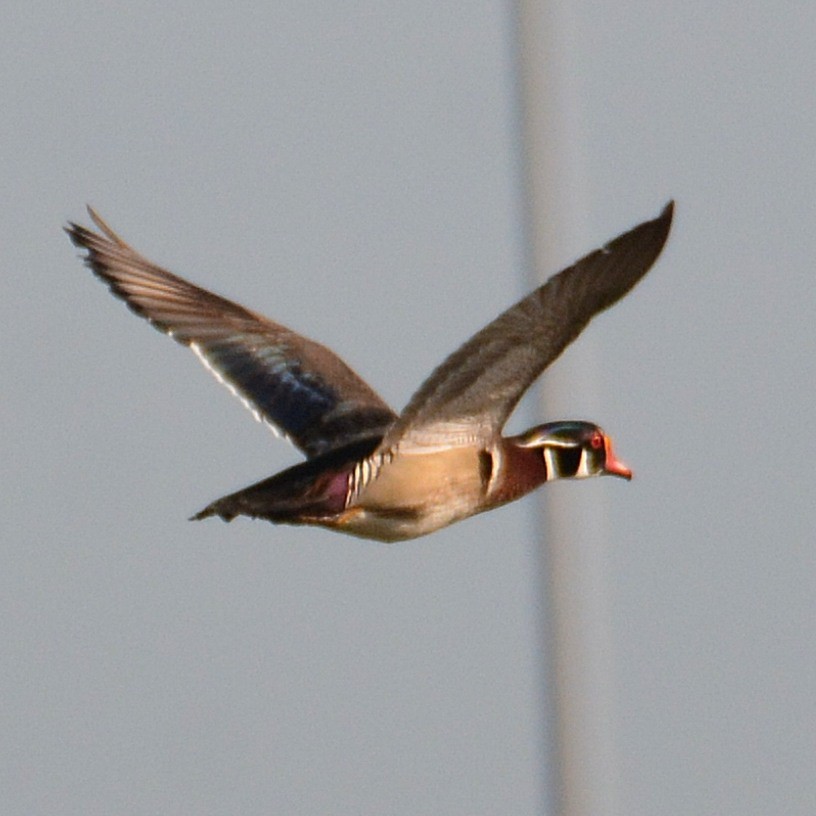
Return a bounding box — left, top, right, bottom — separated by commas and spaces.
198, 441, 490, 541
192, 421, 631, 541
66, 202, 672, 541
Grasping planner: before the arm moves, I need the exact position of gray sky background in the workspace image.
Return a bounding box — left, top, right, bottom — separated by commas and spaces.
2, 2, 815, 815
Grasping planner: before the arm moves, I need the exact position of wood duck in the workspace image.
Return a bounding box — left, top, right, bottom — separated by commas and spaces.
66, 202, 673, 541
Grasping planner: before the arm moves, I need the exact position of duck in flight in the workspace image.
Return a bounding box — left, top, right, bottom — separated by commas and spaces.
66, 202, 673, 541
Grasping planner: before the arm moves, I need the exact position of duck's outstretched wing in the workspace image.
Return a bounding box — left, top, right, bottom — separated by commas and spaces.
381, 202, 674, 452
66, 209, 396, 458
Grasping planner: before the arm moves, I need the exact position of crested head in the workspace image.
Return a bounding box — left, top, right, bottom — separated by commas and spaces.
510, 420, 632, 482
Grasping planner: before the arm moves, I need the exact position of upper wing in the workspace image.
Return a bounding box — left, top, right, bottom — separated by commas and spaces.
66, 208, 396, 458
381, 202, 674, 452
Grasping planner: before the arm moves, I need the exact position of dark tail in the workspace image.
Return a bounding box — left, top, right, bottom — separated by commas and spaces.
190, 498, 238, 522
188, 474, 315, 524
189, 437, 379, 525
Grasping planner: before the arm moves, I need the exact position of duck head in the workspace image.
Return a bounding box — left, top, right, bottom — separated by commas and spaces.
511, 420, 632, 482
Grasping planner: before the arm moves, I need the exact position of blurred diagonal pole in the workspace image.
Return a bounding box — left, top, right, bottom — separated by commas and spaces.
511, 3, 620, 815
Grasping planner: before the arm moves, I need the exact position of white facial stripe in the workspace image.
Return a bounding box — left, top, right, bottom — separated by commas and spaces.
546, 438, 578, 449
577, 448, 591, 478
518, 434, 575, 449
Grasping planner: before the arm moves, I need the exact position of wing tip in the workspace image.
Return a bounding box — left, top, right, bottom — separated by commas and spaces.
658, 199, 675, 230
65, 205, 132, 250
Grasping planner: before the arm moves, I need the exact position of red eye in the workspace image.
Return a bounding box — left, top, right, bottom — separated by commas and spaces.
590, 431, 604, 449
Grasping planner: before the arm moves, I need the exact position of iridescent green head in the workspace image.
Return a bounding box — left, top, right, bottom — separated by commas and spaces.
513, 420, 632, 482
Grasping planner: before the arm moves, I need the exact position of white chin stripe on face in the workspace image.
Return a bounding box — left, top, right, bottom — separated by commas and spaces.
577, 448, 592, 478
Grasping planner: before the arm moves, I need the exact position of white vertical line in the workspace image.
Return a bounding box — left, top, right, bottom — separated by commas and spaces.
512, 2, 619, 815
